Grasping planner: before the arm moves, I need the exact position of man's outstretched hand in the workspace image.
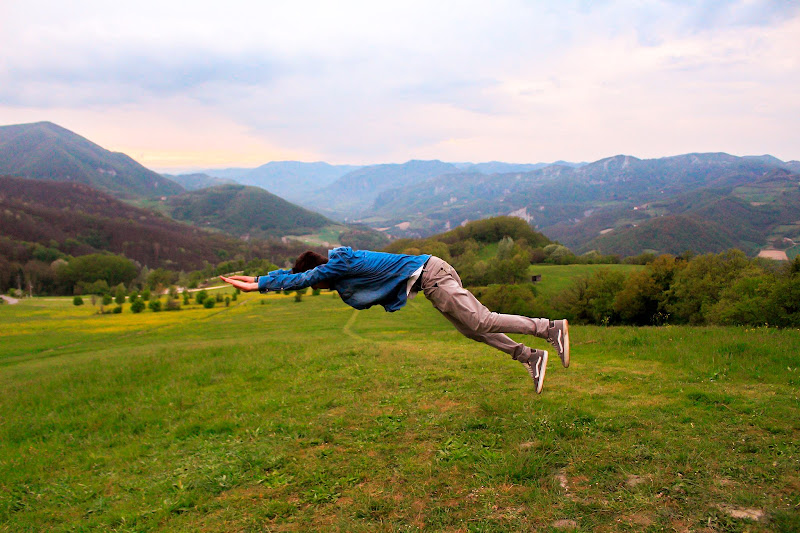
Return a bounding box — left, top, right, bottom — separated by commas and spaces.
220, 275, 258, 292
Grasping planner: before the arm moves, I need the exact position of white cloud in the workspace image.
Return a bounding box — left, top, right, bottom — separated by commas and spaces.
1, 0, 799, 166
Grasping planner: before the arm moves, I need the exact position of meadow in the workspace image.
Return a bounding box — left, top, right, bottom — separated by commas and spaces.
1, 277, 798, 532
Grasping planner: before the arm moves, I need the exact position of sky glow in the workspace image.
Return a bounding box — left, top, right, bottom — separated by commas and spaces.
1, 0, 798, 171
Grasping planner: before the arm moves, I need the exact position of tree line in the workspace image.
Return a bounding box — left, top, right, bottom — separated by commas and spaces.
551, 251, 800, 327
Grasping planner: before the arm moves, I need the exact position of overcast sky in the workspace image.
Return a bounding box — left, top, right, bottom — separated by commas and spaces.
1, 0, 798, 170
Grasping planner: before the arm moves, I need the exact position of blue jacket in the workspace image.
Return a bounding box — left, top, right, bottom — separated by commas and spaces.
257, 247, 430, 312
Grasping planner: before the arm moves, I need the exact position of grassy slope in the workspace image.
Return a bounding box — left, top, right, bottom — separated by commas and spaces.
1, 292, 798, 531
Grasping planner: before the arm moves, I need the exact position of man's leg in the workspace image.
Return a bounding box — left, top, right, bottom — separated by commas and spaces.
421, 257, 549, 340
437, 308, 543, 363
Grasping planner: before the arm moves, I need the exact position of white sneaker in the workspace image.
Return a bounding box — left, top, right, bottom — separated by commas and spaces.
547, 319, 570, 368
522, 350, 548, 394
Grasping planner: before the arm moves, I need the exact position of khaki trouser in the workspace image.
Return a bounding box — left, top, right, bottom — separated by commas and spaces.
420, 256, 549, 362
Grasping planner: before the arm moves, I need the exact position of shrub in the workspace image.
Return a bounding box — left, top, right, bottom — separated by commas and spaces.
112, 305, 122, 314
165, 299, 181, 311
203, 299, 215, 309
553, 269, 626, 325
182, 292, 190, 305
114, 284, 127, 305
215, 293, 223, 302
141, 288, 151, 301
148, 299, 162, 312
130, 299, 145, 313
225, 296, 231, 307
668, 250, 751, 324
73, 296, 84, 306
102, 294, 113, 306
195, 290, 208, 304
613, 255, 683, 325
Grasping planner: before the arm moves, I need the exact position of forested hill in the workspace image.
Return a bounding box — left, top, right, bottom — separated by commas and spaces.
0, 176, 249, 271
0, 121, 184, 198
382, 216, 553, 286
162, 184, 334, 240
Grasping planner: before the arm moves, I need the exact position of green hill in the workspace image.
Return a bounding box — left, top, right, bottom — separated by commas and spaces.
0, 121, 184, 198
162, 184, 334, 240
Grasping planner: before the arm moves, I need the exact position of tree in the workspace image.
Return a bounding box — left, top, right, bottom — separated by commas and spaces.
554, 269, 626, 325
195, 290, 208, 304
148, 299, 162, 312
130, 298, 145, 313
56, 253, 138, 291
73, 295, 84, 306
613, 255, 683, 325
667, 250, 751, 324
147, 268, 178, 292
114, 284, 127, 306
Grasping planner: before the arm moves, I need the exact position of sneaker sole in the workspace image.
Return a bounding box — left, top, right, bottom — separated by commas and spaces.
536, 350, 548, 394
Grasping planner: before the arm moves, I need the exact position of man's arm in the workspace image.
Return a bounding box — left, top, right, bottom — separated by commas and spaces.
220, 275, 258, 292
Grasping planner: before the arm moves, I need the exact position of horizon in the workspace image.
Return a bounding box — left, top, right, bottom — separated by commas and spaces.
148, 150, 796, 176
2, 1, 799, 169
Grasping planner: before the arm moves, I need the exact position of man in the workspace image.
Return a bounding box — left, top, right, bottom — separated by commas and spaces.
220, 247, 569, 394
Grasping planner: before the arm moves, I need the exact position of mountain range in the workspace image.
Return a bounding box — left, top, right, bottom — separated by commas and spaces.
2, 120, 799, 260
299, 153, 799, 257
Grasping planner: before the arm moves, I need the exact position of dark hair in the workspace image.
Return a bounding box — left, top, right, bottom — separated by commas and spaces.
292, 251, 328, 273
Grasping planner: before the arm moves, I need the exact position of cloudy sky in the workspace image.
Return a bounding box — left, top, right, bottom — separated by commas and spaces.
1, 0, 798, 171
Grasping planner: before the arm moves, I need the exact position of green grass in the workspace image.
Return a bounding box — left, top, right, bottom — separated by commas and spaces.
284, 224, 348, 247
1, 292, 799, 531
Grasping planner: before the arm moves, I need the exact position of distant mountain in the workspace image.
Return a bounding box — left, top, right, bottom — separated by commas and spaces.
543, 165, 800, 256
353, 153, 800, 256
0, 121, 184, 198
453, 161, 586, 174
304, 160, 459, 218
203, 161, 361, 202
0, 176, 246, 270
164, 173, 236, 191
162, 184, 334, 240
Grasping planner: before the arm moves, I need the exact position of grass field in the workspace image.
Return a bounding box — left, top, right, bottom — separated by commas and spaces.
1, 282, 799, 532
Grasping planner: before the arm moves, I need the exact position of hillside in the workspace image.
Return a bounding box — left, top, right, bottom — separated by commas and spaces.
163, 173, 236, 191
0, 176, 250, 270
553, 169, 800, 255
0, 122, 184, 198
162, 184, 334, 240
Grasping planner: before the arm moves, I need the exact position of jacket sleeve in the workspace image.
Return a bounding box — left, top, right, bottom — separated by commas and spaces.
257, 252, 350, 292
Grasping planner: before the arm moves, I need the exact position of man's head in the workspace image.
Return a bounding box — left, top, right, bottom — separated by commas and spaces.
293, 250, 332, 289
292, 251, 328, 273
